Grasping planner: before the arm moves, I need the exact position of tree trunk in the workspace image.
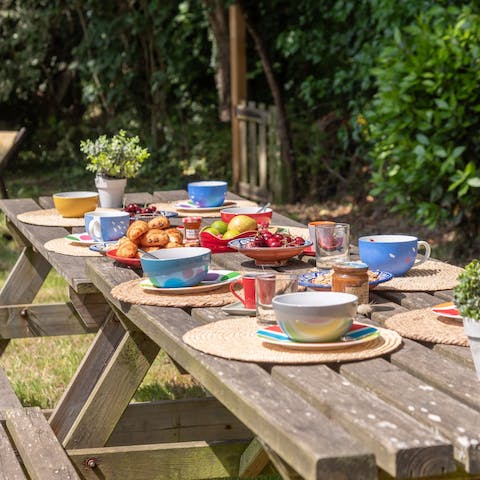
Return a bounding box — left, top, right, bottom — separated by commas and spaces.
203, 0, 231, 122
235, 0, 296, 203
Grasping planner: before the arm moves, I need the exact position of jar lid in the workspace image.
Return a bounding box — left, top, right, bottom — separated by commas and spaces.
333, 261, 368, 270
182, 216, 202, 223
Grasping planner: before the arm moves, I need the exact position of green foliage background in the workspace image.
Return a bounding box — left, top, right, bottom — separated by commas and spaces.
1, 0, 479, 237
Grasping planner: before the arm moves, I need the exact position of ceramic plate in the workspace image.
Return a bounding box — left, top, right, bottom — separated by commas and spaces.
139, 269, 241, 294
299, 269, 393, 290
105, 249, 141, 267
65, 232, 96, 245
221, 301, 256, 316
174, 200, 237, 212
431, 301, 462, 320
257, 323, 380, 350
133, 210, 178, 221
89, 242, 119, 254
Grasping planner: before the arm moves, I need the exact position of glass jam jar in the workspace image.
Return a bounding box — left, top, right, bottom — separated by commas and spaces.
332, 261, 369, 305
182, 216, 202, 245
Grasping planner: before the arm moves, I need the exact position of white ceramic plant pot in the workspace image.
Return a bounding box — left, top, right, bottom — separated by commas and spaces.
463, 317, 480, 380
95, 175, 127, 208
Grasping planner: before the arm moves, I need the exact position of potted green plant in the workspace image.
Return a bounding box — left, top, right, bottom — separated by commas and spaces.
454, 259, 480, 379
80, 130, 150, 208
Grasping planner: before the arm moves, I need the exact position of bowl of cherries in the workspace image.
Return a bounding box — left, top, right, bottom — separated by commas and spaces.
123, 203, 178, 221
227, 224, 311, 266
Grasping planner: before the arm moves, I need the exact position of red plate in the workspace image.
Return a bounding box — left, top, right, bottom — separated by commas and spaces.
199, 229, 257, 253
106, 249, 141, 267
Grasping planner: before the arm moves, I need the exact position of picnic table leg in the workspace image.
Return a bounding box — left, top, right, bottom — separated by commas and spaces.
51, 307, 159, 449
0, 245, 51, 355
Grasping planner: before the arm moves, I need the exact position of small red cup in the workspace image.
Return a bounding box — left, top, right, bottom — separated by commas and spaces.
229, 274, 257, 309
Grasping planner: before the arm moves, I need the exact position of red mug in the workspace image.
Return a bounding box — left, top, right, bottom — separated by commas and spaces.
229, 275, 256, 309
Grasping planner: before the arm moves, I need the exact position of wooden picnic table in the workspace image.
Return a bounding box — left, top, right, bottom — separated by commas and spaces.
0, 190, 479, 480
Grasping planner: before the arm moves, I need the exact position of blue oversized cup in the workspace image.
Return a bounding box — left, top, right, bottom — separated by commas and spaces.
358, 234, 431, 277
187, 180, 228, 207
84, 210, 130, 242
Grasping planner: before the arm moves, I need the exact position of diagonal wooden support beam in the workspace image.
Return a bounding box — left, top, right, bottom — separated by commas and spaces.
239, 437, 270, 478
62, 307, 160, 449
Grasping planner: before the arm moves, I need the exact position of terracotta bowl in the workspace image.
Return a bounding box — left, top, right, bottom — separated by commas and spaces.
227, 237, 312, 266
53, 191, 99, 218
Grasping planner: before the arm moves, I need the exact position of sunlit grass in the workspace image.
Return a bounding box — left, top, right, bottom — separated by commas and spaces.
0, 213, 206, 408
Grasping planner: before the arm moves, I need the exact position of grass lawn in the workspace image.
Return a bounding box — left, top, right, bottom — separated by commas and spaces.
0, 213, 207, 408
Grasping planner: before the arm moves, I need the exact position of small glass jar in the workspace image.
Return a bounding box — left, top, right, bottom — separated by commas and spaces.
332, 261, 369, 305
182, 216, 202, 244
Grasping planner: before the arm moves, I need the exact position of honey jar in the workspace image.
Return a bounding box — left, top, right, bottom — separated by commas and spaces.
332, 261, 369, 305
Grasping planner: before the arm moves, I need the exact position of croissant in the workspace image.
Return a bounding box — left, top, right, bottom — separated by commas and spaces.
148, 215, 170, 230
139, 229, 169, 247
127, 220, 149, 242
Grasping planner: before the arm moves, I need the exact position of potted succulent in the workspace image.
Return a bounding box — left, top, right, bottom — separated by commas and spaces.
454, 259, 480, 379
80, 130, 150, 208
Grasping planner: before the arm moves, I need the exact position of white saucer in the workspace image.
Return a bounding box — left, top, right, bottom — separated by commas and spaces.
174, 200, 237, 213
221, 301, 256, 316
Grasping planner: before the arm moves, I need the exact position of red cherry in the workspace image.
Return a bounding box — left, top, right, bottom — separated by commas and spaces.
266, 238, 281, 247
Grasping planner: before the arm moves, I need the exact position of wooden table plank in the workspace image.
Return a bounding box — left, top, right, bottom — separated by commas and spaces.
87, 258, 377, 480
341, 358, 480, 473
389, 339, 479, 411
0, 198, 95, 293
272, 364, 455, 478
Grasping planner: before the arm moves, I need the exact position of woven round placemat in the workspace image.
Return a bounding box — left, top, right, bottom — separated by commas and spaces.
17, 209, 86, 227
151, 199, 258, 218
44, 238, 102, 257
182, 317, 402, 364
385, 307, 467, 346
374, 260, 463, 292
111, 278, 237, 307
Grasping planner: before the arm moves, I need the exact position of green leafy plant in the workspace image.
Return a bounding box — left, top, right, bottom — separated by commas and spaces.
80, 130, 150, 179
454, 260, 480, 321
365, 4, 480, 234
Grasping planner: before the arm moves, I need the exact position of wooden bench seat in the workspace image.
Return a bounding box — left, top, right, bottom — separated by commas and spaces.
0, 368, 80, 480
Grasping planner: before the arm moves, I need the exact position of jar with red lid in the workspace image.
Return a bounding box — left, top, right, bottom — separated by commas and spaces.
332, 261, 369, 305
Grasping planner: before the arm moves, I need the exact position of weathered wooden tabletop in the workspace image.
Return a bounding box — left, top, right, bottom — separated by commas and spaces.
1, 191, 479, 480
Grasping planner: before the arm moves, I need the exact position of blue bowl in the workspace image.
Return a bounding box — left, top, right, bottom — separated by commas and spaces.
188, 181, 228, 208
140, 247, 211, 288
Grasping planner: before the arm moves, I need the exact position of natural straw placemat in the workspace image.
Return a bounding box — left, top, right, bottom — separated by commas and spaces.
44, 238, 102, 257
385, 307, 467, 346
374, 260, 463, 292
151, 199, 257, 218
183, 317, 402, 364
17, 209, 86, 227
111, 278, 236, 307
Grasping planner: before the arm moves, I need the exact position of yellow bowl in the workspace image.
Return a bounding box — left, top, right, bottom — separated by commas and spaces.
53, 191, 99, 218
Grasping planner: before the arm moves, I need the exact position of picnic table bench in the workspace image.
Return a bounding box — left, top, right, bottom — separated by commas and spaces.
0, 190, 478, 480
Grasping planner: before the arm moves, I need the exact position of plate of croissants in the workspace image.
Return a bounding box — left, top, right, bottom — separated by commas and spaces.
102, 215, 185, 267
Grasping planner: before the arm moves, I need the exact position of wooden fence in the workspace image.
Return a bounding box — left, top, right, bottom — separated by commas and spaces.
234, 101, 285, 203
